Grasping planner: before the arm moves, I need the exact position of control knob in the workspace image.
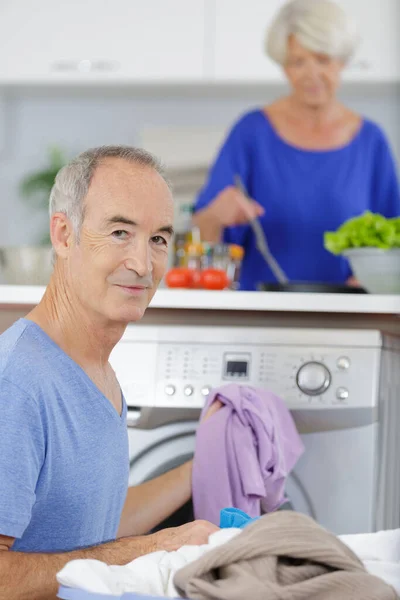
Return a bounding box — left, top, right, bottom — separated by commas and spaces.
296, 361, 331, 396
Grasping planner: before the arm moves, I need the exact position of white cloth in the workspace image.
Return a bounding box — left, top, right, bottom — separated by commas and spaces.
57, 528, 241, 597
339, 529, 400, 596
57, 527, 400, 597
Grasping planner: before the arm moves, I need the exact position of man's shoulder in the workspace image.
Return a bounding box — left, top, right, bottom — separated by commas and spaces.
0, 319, 52, 392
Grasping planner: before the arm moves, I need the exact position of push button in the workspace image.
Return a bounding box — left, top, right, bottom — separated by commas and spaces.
336, 387, 349, 401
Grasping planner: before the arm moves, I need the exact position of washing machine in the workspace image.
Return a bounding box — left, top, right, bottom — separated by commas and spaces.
110, 325, 400, 535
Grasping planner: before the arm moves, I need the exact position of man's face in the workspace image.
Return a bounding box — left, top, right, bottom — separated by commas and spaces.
66, 158, 174, 324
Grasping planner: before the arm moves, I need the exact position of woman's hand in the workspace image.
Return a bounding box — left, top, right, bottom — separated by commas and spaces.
210, 185, 265, 227
346, 275, 361, 287
193, 185, 264, 243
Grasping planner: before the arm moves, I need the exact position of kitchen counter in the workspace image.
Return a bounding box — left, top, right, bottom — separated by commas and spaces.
0, 284, 399, 315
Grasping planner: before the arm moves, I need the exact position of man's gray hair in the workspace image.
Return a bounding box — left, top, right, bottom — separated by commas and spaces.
49, 145, 168, 237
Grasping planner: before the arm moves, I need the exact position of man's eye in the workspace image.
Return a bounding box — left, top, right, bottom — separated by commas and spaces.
152, 235, 168, 246
112, 230, 129, 239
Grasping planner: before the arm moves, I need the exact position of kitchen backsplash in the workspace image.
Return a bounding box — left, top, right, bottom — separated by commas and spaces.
0, 84, 399, 246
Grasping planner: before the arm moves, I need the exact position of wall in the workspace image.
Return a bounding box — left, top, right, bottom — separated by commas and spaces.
0, 82, 399, 246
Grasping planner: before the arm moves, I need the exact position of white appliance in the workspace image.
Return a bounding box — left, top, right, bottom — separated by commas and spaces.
110, 325, 400, 535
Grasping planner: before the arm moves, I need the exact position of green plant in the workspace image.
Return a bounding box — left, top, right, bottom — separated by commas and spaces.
324, 211, 400, 255
19, 146, 66, 245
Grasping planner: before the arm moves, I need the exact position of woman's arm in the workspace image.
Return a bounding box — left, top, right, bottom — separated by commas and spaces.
194, 113, 263, 246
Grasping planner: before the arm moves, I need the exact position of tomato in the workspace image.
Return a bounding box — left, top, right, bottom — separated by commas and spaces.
191, 269, 202, 289
165, 268, 194, 289
200, 268, 229, 290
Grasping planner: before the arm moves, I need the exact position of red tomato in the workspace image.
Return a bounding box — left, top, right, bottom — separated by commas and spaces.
191, 269, 202, 289
165, 268, 194, 289
200, 268, 229, 290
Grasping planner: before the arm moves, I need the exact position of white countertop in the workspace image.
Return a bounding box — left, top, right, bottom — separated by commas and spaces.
0, 285, 400, 315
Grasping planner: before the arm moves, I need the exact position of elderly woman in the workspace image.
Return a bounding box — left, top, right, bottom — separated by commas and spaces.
194, 0, 400, 291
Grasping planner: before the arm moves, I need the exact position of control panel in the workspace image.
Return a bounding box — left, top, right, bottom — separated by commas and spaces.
111, 325, 383, 412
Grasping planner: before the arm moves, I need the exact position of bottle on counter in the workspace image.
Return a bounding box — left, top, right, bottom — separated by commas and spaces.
201, 243, 214, 271
186, 242, 203, 288
228, 245, 244, 290
173, 233, 187, 268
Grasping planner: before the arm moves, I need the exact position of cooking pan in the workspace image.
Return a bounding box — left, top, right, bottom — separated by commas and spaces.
258, 282, 367, 294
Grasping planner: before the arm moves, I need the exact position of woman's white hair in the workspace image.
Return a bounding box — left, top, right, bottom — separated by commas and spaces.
49, 145, 168, 240
266, 0, 360, 65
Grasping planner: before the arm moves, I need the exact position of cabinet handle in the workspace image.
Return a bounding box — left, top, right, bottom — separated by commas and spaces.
348, 59, 372, 71
51, 59, 120, 73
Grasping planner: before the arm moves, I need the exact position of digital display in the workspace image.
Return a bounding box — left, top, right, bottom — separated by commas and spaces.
225, 360, 248, 378
223, 353, 251, 379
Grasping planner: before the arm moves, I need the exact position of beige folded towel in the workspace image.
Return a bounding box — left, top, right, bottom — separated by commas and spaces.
174, 512, 397, 600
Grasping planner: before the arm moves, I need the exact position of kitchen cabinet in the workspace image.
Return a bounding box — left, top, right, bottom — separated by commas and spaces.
340, 0, 400, 82
0, 0, 207, 83
212, 0, 286, 83
211, 0, 400, 83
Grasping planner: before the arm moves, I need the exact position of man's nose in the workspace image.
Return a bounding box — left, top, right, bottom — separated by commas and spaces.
124, 239, 153, 277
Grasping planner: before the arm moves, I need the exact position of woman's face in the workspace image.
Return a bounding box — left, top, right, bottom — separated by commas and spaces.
284, 35, 344, 108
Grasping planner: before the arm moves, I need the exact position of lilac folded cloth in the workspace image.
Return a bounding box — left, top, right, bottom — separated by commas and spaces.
192, 384, 304, 525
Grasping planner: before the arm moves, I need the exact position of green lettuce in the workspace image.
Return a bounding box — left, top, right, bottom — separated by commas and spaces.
324, 211, 400, 255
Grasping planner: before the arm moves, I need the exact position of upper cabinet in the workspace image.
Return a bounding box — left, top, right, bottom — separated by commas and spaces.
211, 0, 400, 83
0, 0, 398, 85
341, 0, 400, 82
212, 0, 285, 83
0, 0, 207, 83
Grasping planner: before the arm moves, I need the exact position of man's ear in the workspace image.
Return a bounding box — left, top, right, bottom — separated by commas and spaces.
50, 213, 75, 259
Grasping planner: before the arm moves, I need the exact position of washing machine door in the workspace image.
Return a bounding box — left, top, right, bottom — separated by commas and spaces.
128, 422, 197, 531
279, 471, 316, 521
128, 422, 197, 486
128, 422, 315, 529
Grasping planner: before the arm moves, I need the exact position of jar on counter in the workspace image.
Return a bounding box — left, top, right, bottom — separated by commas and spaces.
173, 233, 187, 267
212, 244, 231, 272
186, 242, 202, 270
228, 244, 244, 290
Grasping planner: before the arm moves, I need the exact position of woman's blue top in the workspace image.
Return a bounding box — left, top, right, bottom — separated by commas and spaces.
195, 109, 400, 290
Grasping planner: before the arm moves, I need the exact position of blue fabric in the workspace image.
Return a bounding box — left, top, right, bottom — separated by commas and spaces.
219, 507, 259, 529
195, 109, 400, 291
58, 587, 176, 600
0, 319, 129, 553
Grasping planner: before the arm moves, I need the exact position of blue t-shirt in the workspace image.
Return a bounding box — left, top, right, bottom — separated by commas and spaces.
0, 318, 129, 553
195, 109, 400, 291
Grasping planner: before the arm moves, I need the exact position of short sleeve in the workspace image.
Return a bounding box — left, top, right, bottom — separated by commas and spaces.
194, 113, 254, 247
371, 128, 400, 217
0, 379, 45, 539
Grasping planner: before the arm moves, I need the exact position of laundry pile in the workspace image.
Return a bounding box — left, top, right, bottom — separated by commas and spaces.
58, 526, 241, 598
57, 386, 400, 598
58, 510, 399, 599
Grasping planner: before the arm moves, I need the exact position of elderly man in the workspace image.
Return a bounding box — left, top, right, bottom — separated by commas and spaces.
0, 146, 218, 599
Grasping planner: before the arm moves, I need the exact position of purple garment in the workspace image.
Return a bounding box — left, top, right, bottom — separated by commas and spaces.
192, 384, 304, 525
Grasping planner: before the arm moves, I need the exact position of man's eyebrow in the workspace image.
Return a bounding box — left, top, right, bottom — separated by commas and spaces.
105, 215, 137, 227
105, 216, 174, 236
158, 225, 174, 237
